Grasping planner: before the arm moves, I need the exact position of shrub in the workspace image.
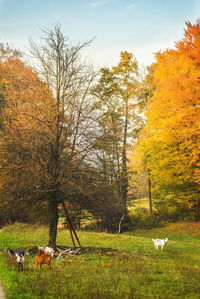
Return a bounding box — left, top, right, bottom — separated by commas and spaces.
129, 211, 165, 230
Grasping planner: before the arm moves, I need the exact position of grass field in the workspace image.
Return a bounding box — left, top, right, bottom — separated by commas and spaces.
0, 222, 200, 298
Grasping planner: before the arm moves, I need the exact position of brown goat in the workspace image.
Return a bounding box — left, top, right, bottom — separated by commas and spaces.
35, 250, 52, 269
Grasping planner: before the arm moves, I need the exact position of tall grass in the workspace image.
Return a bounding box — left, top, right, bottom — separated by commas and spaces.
0, 222, 200, 298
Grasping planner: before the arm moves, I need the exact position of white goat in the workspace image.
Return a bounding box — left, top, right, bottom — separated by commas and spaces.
38, 246, 55, 257
152, 238, 168, 250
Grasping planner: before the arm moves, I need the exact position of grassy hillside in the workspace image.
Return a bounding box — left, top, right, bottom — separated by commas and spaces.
0, 223, 200, 298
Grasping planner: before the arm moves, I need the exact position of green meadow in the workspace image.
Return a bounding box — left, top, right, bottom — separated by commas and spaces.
0, 222, 200, 298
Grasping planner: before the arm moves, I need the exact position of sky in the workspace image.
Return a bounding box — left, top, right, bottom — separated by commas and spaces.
0, 0, 199, 68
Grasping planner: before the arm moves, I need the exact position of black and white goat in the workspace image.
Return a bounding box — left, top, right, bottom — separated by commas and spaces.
6, 248, 28, 270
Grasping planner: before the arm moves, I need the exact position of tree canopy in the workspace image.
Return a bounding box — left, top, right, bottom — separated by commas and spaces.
132, 21, 200, 218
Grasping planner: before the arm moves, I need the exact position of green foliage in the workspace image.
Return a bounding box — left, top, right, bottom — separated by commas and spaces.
129, 210, 165, 230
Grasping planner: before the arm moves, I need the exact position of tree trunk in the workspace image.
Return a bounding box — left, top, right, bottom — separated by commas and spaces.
121, 96, 129, 213
48, 200, 59, 249
148, 169, 153, 214
121, 150, 128, 213
118, 214, 125, 234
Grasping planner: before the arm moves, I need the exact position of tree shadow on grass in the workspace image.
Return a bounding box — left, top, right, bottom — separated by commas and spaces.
17, 245, 126, 257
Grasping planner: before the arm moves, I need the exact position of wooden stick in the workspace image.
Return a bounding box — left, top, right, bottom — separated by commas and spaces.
61, 201, 81, 247
118, 214, 125, 234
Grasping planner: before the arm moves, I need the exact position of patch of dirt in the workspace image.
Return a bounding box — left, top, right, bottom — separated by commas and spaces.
0, 283, 5, 299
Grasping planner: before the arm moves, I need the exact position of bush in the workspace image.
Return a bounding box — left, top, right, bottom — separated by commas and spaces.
129, 210, 165, 230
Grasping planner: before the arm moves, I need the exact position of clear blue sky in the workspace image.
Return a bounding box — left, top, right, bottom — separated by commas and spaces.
0, 0, 199, 67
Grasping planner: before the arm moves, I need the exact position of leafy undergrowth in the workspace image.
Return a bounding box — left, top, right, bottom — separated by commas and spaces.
127, 197, 150, 214
0, 222, 200, 298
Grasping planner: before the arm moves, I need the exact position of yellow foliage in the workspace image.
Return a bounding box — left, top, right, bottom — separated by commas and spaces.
132, 21, 200, 210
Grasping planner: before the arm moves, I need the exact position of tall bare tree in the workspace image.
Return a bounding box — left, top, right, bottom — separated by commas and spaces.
28, 25, 98, 248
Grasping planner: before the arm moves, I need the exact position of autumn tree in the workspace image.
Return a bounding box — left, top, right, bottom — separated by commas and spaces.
134, 21, 200, 219
93, 52, 142, 215
0, 52, 52, 224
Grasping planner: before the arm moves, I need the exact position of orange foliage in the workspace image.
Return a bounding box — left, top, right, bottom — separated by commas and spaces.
135, 21, 200, 210
0, 56, 54, 193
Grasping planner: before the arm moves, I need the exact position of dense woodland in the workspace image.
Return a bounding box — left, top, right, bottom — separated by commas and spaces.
0, 21, 199, 248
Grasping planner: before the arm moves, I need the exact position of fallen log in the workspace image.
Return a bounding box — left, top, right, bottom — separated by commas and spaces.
56, 247, 81, 258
